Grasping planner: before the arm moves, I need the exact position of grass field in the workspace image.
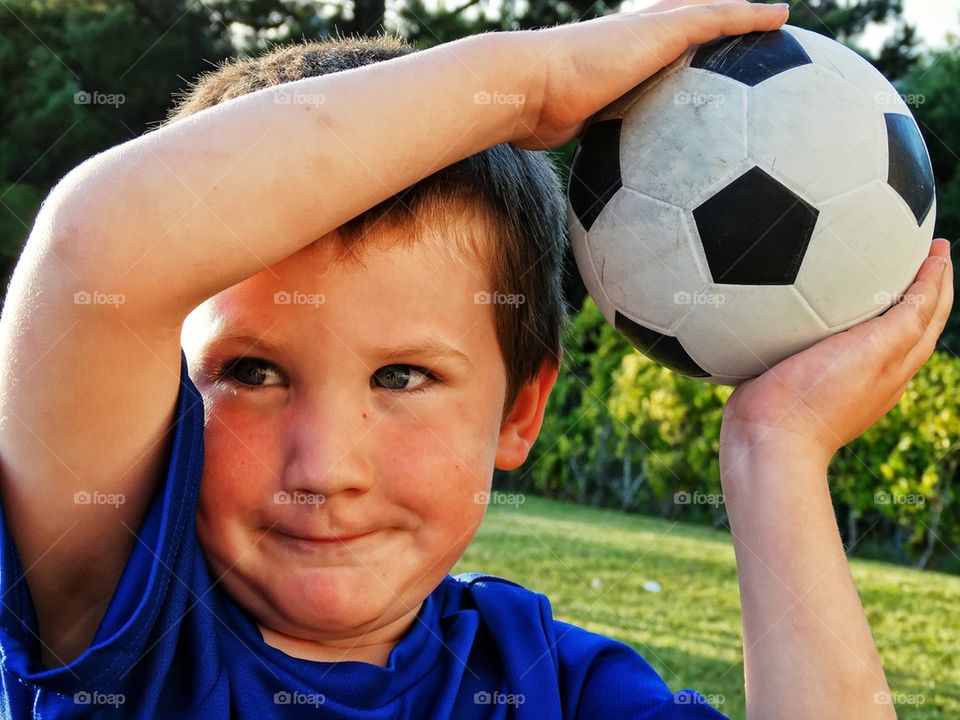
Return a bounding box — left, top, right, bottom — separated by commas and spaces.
451, 495, 960, 719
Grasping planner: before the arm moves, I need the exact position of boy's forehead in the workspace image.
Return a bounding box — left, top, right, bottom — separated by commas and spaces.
182, 228, 495, 358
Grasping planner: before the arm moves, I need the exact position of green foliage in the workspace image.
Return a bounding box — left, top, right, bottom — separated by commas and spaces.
517, 295, 633, 504
0, 0, 231, 281
834, 352, 960, 566
899, 38, 960, 353
609, 348, 731, 521
508, 298, 960, 571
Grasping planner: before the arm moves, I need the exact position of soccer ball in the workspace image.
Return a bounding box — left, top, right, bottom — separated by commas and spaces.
567, 25, 936, 385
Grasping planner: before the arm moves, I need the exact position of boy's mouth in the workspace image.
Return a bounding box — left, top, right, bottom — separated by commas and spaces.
274, 527, 381, 547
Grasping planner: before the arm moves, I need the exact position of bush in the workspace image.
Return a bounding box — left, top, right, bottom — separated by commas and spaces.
506, 297, 960, 571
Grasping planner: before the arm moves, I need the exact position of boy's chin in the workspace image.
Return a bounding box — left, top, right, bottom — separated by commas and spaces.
267, 564, 413, 632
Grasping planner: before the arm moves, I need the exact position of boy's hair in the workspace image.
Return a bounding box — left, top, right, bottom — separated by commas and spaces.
163, 33, 569, 418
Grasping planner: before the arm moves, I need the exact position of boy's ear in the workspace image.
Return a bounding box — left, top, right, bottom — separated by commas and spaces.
494, 352, 562, 471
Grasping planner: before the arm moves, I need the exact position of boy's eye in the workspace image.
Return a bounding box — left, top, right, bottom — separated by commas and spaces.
371, 364, 435, 393
217, 357, 285, 388
214, 358, 436, 394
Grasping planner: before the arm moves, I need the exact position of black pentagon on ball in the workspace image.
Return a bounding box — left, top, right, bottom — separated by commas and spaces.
885, 113, 936, 226
614, 311, 711, 378
693, 167, 819, 286
569, 119, 622, 232
691, 30, 812, 87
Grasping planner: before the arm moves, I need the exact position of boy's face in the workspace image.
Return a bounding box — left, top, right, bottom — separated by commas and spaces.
181, 222, 557, 652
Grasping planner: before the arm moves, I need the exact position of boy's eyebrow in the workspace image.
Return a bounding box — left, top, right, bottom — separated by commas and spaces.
207, 332, 473, 367
367, 338, 473, 367
205, 332, 290, 355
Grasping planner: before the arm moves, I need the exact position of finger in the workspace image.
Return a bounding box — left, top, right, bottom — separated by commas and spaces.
903, 240, 955, 370
930, 237, 952, 259
636, 0, 748, 14
672, 2, 790, 44
875, 243, 951, 365
590, 0, 747, 25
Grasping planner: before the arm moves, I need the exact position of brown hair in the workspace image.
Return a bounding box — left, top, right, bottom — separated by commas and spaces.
163, 33, 569, 417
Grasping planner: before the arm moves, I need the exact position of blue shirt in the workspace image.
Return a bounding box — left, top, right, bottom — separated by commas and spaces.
0, 349, 728, 719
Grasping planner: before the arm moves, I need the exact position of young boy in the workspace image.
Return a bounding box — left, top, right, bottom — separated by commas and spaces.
0, 1, 952, 717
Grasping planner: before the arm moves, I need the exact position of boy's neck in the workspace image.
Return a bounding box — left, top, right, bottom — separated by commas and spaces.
256, 600, 424, 667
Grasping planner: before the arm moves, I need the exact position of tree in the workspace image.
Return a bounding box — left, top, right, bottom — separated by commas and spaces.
898, 37, 960, 355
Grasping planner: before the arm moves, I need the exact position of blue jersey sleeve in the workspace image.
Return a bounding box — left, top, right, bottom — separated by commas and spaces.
0, 348, 210, 714
554, 619, 729, 719
457, 572, 730, 720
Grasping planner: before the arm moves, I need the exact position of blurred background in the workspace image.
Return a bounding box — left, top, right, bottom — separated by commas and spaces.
2, 0, 959, 716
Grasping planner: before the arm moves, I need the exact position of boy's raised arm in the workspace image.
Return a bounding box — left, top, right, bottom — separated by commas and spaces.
43, 0, 789, 320
719, 239, 953, 719
46, 31, 531, 319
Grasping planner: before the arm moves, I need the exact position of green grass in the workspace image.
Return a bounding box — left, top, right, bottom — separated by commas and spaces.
451, 495, 960, 719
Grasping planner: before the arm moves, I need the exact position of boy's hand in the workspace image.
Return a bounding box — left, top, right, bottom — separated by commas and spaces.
721, 238, 955, 466
512, 0, 790, 149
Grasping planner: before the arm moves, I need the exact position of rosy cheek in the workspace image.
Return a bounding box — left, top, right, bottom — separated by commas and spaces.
201, 410, 278, 513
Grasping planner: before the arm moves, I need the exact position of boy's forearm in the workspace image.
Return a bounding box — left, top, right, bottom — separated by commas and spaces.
45, 31, 536, 320
719, 437, 895, 720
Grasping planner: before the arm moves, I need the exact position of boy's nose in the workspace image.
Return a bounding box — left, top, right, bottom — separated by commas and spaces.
278, 395, 375, 499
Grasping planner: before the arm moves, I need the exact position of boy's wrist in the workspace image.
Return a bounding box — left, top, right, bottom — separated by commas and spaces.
467, 29, 546, 147
719, 427, 833, 496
